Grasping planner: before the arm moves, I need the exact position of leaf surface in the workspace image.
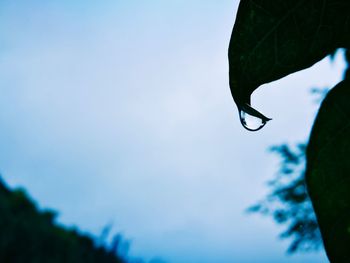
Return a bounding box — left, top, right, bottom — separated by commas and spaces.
229, 1, 350, 261
229, 0, 350, 109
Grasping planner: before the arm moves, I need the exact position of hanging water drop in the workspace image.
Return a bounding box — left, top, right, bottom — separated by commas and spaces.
238, 103, 272, 132
239, 110, 266, 131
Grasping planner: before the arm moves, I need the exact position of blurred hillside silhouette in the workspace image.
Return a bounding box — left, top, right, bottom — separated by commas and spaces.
0, 176, 130, 263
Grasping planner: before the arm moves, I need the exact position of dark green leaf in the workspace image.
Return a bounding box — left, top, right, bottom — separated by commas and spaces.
230, 1, 350, 260
228, 0, 350, 119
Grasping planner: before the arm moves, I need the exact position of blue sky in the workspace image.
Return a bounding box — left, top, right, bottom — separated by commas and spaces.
0, 1, 346, 262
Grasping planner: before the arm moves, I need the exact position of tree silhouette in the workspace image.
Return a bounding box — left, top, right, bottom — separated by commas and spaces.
0, 177, 130, 263
248, 143, 322, 253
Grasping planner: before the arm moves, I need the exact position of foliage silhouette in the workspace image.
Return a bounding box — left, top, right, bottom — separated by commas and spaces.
229, 1, 350, 261
0, 177, 129, 263
248, 143, 322, 253
248, 50, 350, 255
229, 0, 350, 124
306, 66, 350, 262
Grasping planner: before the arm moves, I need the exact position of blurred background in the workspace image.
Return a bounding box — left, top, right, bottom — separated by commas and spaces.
0, 0, 346, 262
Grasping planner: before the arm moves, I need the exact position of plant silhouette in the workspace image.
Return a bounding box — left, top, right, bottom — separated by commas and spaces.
229, 1, 350, 261
248, 50, 350, 255
248, 143, 322, 253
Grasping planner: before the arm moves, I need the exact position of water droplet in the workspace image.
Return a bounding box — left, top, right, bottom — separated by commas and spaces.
238, 103, 272, 132
239, 110, 267, 131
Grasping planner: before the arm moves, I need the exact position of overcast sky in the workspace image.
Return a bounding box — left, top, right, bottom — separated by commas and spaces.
0, 1, 346, 262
